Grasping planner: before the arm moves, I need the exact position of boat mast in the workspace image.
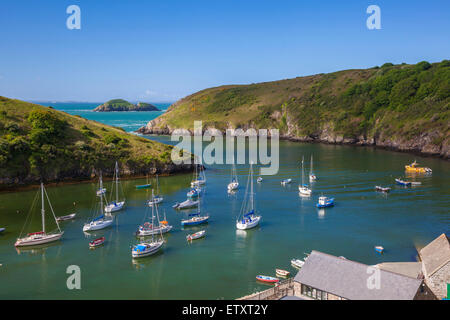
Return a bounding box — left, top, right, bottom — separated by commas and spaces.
151, 189, 155, 242
301, 156, 305, 185
100, 173, 104, 215
250, 162, 254, 211
115, 161, 119, 203
41, 182, 45, 233
310, 155, 313, 175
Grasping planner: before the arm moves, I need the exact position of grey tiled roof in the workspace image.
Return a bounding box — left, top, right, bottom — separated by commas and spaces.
294, 251, 423, 300
419, 233, 450, 277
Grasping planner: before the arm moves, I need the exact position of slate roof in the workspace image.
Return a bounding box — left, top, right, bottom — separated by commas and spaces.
419, 233, 450, 277
294, 251, 423, 300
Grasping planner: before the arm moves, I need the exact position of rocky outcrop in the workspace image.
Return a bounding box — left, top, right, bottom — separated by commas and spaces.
94, 99, 160, 112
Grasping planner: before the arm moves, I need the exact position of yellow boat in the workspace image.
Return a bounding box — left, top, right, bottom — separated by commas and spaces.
405, 160, 432, 173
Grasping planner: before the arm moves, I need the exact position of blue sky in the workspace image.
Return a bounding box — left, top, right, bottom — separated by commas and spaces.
0, 0, 449, 102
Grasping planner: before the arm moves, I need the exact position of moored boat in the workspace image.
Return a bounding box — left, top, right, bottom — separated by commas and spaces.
309, 155, 317, 182
15, 183, 64, 247
256, 275, 279, 283
395, 178, 411, 186
89, 236, 105, 248
147, 174, 164, 205
83, 174, 114, 232
281, 178, 292, 185
316, 196, 334, 208
299, 156, 312, 196
257, 177, 263, 183
138, 193, 173, 236
96, 188, 106, 196
375, 186, 391, 193
173, 199, 199, 210
275, 269, 290, 277
0, 228, 5, 233
131, 240, 164, 258
291, 259, 305, 269
227, 160, 239, 191
405, 160, 432, 173
104, 161, 125, 213
136, 183, 151, 189
187, 230, 206, 241
374, 246, 384, 254
56, 213, 76, 222
236, 163, 261, 230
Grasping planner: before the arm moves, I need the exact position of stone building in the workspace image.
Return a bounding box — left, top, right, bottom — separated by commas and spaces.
418, 233, 450, 299
292, 251, 436, 300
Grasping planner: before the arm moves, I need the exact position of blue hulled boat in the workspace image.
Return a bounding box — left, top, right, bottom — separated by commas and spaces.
316, 196, 334, 208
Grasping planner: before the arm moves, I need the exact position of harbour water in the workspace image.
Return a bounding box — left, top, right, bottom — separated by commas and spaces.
0, 104, 449, 299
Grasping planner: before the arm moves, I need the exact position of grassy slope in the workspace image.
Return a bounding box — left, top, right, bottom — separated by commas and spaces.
0, 97, 186, 186
143, 61, 449, 156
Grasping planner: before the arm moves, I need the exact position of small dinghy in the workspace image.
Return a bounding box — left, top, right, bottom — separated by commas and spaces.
187, 230, 206, 241
173, 199, 199, 210
89, 236, 105, 248
316, 196, 334, 208
257, 177, 263, 183
56, 213, 76, 222
0, 228, 5, 233
281, 178, 292, 185
395, 178, 411, 186
375, 186, 391, 193
275, 269, 290, 277
256, 275, 279, 284
291, 259, 305, 269
374, 246, 384, 254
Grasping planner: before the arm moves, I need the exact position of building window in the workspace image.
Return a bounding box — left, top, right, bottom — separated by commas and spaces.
301, 284, 329, 300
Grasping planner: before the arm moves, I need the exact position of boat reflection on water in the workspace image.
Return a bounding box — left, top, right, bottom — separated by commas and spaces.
318, 208, 326, 219
15, 241, 62, 255
236, 229, 248, 238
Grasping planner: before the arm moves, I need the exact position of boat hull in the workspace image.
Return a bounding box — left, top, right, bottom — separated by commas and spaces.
275, 269, 290, 277
105, 201, 125, 213
89, 237, 105, 248
148, 197, 163, 206
15, 232, 63, 247
256, 275, 279, 283
187, 230, 206, 241
83, 218, 114, 231
131, 241, 164, 258
291, 259, 304, 269
236, 215, 261, 230
56, 213, 76, 222
137, 225, 172, 236
136, 184, 151, 189
173, 199, 199, 210
181, 216, 209, 226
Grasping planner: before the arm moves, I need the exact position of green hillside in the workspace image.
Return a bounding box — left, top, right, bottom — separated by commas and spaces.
138, 60, 450, 158
0, 97, 189, 188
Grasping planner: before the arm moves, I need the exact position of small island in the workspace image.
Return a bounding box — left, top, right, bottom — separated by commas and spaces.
94, 99, 160, 112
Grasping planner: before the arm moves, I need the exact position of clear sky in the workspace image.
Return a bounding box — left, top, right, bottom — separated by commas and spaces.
0, 0, 449, 102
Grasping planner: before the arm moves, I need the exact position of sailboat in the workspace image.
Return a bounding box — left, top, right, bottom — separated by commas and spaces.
147, 175, 163, 206
309, 155, 317, 182
138, 190, 173, 236
105, 161, 125, 213
236, 162, 261, 230
191, 162, 206, 187
299, 156, 312, 196
83, 174, 114, 231
15, 183, 64, 247
132, 200, 164, 258
227, 160, 239, 191
181, 196, 209, 226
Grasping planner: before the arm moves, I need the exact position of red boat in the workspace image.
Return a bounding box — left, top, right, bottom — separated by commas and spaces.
256, 275, 279, 283
89, 237, 105, 248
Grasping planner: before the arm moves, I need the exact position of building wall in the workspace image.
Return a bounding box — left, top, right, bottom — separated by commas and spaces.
426, 262, 450, 299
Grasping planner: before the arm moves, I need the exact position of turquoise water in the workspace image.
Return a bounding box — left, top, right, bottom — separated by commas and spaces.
41, 102, 171, 132
0, 105, 449, 299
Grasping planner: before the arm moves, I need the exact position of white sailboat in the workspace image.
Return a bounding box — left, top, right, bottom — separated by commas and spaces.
148, 174, 163, 206
191, 162, 206, 187
132, 198, 164, 258
236, 162, 261, 230
309, 155, 317, 182
299, 156, 312, 196
105, 161, 125, 213
138, 190, 172, 236
15, 183, 64, 247
83, 174, 114, 231
227, 160, 239, 191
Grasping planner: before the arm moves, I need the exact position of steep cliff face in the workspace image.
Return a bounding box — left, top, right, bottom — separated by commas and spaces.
0, 97, 190, 189
137, 61, 450, 159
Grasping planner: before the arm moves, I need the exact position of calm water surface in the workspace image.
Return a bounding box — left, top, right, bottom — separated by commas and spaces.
0, 106, 449, 299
